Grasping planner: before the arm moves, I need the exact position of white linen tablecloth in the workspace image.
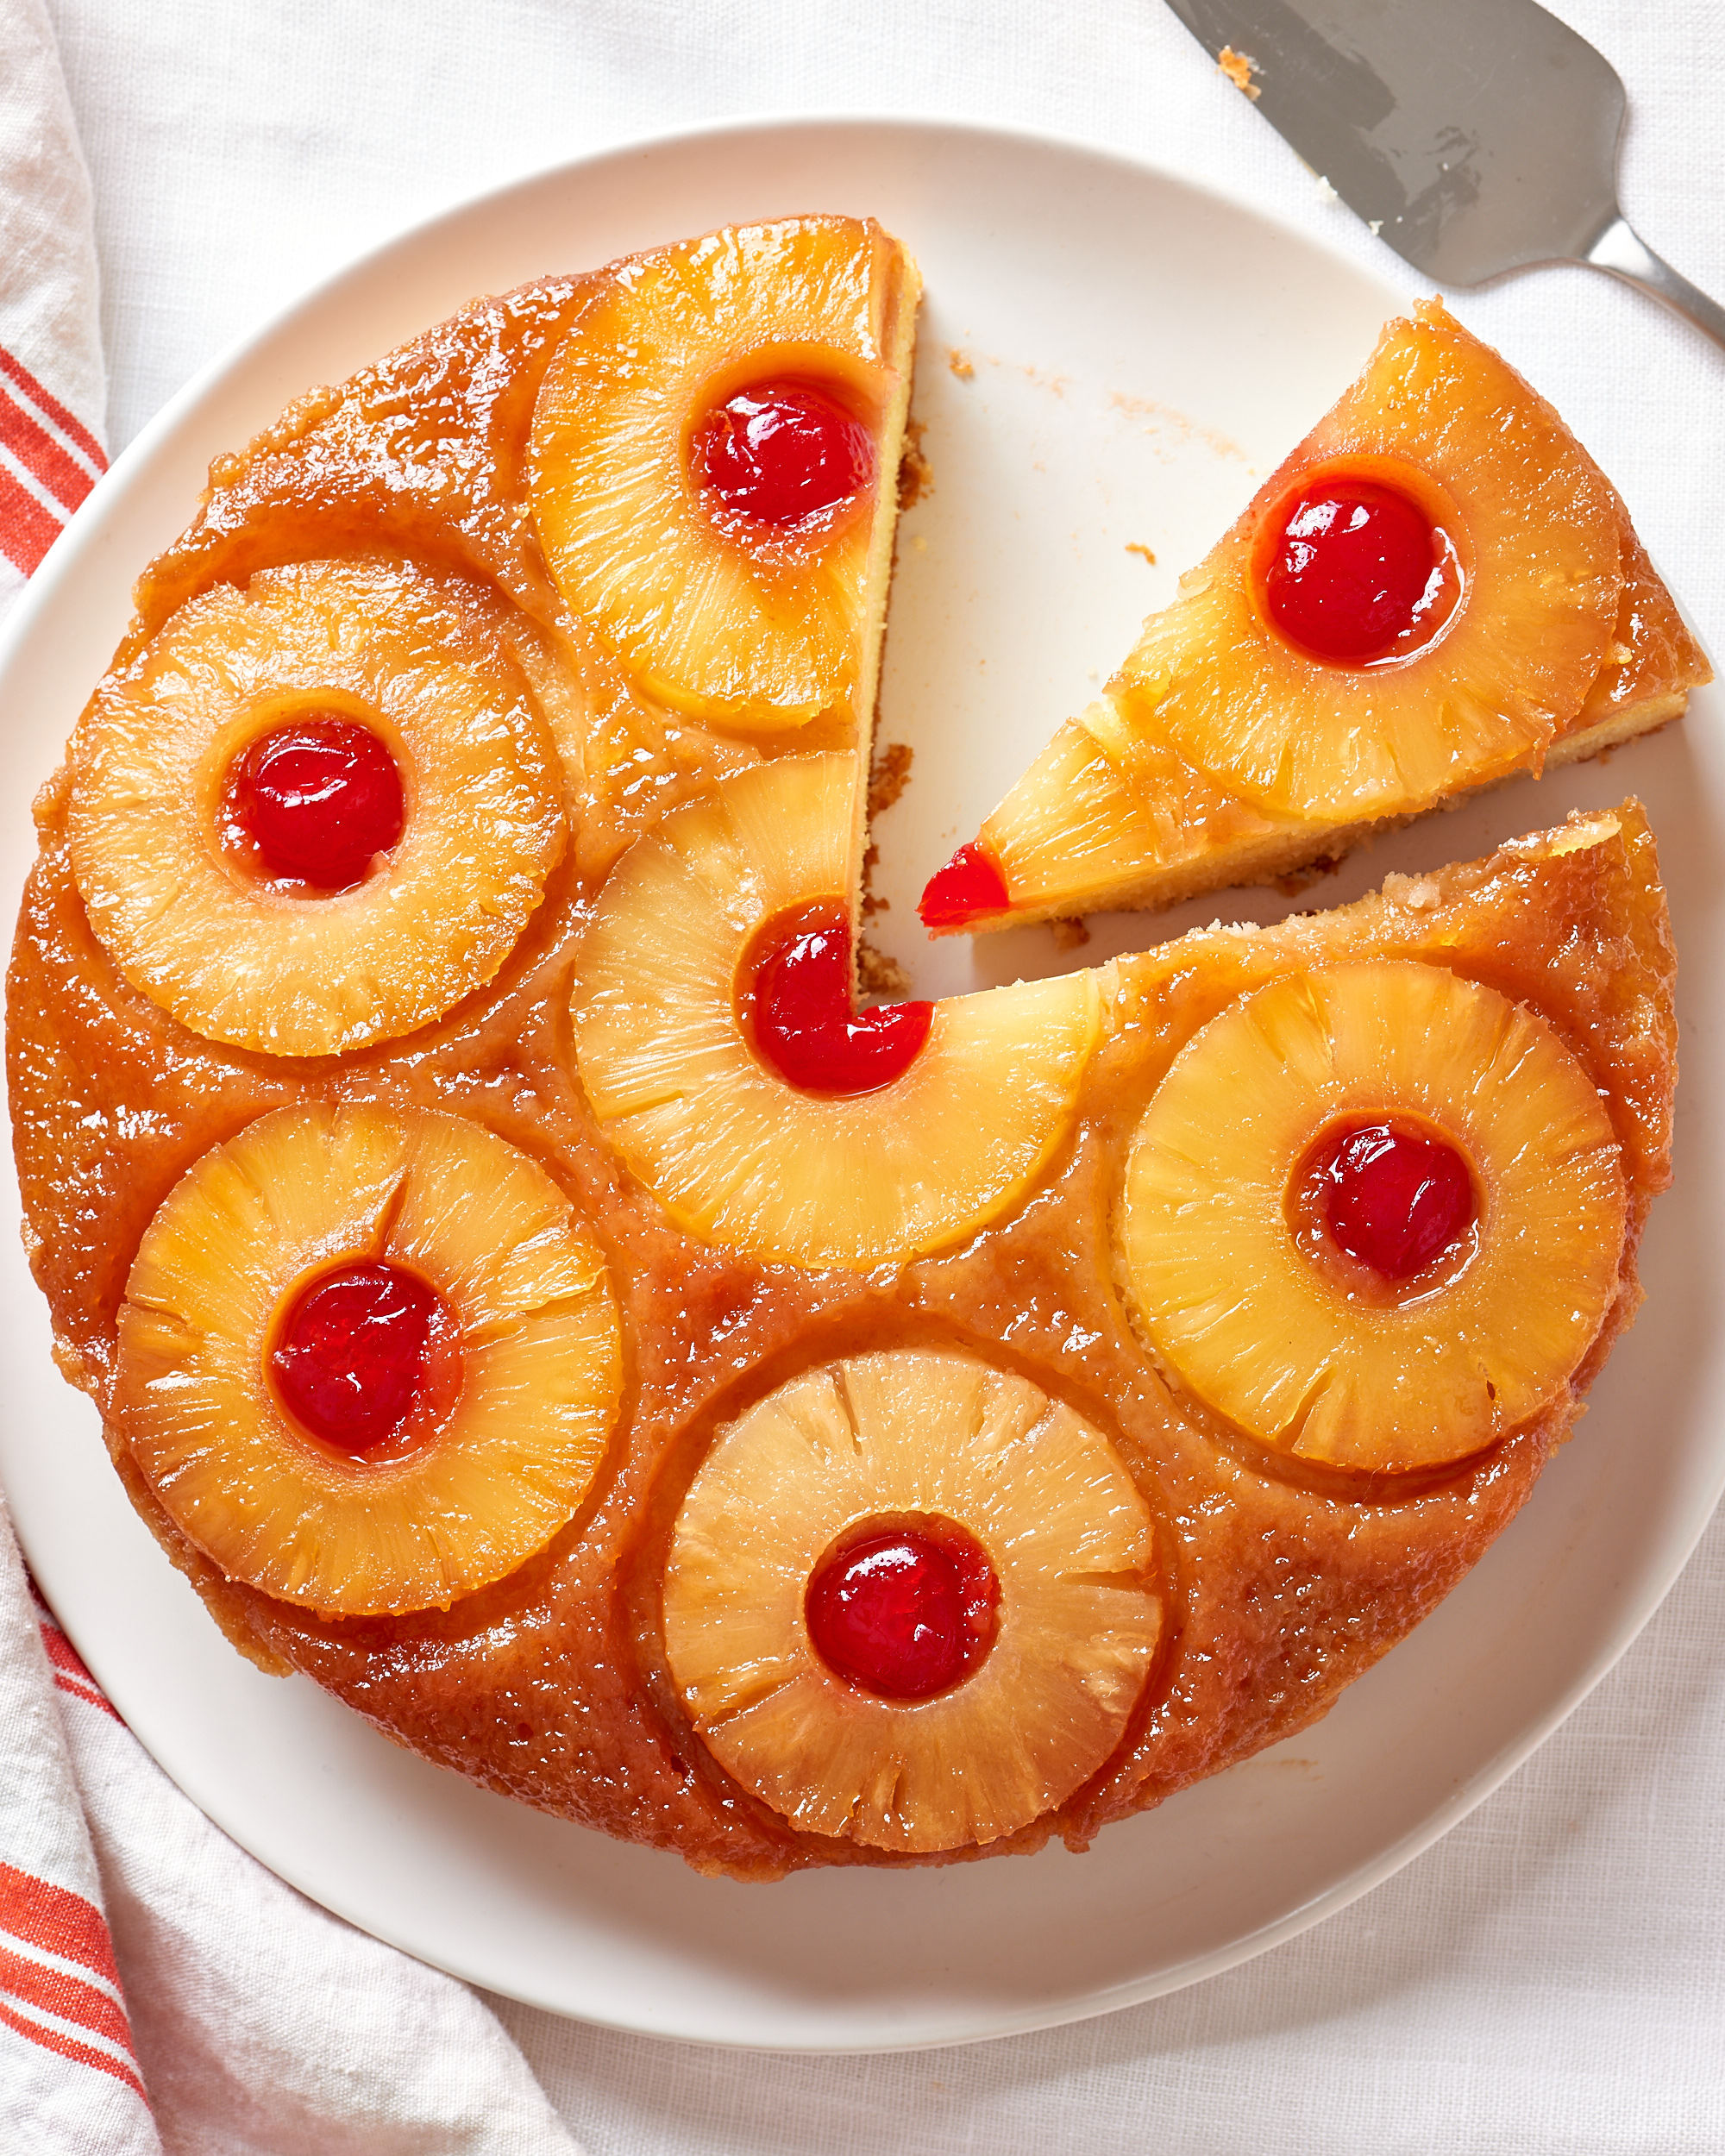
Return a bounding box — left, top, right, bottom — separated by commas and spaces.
19, 0, 1725, 2147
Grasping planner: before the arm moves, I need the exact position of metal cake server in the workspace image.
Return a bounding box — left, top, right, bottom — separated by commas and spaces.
1165, 0, 1725, 353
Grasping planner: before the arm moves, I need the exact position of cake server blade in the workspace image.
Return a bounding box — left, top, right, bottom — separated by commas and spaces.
1164, 0, 1725, 352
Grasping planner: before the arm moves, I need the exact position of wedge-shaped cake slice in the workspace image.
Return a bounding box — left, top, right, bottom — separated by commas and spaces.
920, 301, 1709, 934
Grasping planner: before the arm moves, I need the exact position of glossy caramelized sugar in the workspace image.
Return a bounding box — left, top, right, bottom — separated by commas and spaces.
6, 219, 1678, 1879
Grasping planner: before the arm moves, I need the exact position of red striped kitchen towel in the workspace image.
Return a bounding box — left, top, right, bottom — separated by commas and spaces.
0, 341, 104, 590
0, 1514, 154, 2151
1, 1506, 581, 2153
0, 3, 582, 2147
0, 0, 105, 605
0, 332, 104, 588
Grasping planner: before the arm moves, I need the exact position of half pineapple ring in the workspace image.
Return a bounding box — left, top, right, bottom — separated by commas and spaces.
663, 1348, 1162, 1854
116, 1102, 623, 1616
572, 753, 1101, 1270
1111, 301, 1622, 821
1118, 962, 1627, 1473
67, 558, 565, 1058
528, 216, 919, 728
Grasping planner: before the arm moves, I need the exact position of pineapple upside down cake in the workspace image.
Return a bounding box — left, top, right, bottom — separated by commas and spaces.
5, 216, 1684, 1877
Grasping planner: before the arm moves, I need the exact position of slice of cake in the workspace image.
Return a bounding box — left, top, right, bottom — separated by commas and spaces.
920, 300, 1709, 934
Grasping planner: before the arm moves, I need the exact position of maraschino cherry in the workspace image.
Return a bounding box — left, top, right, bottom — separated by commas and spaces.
272, 1260, 442, 1456
229, 717, 405, 891
806, 1517, 1000, 1701
1314, 1121, 1475, 1281
693, 379, 875, 531
1264, 478, 1446, 663
918, 842, 1010, 931
743, 903, 932, 1095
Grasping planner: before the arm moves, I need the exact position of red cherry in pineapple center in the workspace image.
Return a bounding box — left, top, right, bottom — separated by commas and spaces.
1314, 1120, 1476, 1281
231, 717, 405, 891
272, 1260, 442, 1456
1264, 478, 1441, 663
742, 902, 932, 1096
693, 379, 875, 530
806, 1516, 1000, 1702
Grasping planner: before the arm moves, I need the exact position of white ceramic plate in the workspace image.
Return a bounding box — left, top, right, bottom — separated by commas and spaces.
2, 117, 1721, 2053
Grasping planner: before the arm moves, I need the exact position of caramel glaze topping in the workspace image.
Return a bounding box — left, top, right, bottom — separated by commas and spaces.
6, 278, 1674, 1878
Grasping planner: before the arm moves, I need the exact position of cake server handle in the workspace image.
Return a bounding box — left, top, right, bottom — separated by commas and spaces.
1584, 215, 1725, 356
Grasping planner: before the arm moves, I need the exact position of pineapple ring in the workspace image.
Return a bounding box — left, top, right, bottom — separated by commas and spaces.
571, 752, 1101, 1270
528, 216, 915, 728
662, 1348, 1162, 1855
67, 558, 565, 1058
1105, 300, 1622, 822
115, 1102, 623, 1616
1118, 961, 1628, 1473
